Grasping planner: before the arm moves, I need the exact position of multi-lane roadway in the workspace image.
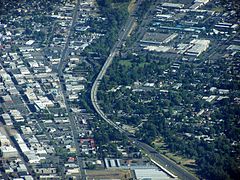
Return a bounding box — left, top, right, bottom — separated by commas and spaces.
57, 0, 86, 179
57, 0, 199, 179
90, 1, 198, 180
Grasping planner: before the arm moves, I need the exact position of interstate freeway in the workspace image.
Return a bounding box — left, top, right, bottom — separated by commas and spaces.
90, 1, 198, 180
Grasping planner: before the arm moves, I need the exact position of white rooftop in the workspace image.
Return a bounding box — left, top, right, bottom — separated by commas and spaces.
135, 168, 171, 180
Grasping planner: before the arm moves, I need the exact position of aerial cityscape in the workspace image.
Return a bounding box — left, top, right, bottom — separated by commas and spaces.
0, 0, 239, 179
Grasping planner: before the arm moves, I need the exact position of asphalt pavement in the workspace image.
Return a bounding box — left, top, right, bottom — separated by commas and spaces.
57, 0, 86, 179
90, 1, 199, 179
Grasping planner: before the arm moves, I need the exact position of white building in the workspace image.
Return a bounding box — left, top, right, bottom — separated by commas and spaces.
0, 146, 18, 159
185, 39, 210, 57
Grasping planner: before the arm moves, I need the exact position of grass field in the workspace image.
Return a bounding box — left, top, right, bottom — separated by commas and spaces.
152, 138, 197, 175
212, 6, 224, 13
119, 59, 132, 67
118, 60, 150, 68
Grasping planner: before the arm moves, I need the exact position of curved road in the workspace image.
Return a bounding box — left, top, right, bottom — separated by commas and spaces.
90, 1, 198, 180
